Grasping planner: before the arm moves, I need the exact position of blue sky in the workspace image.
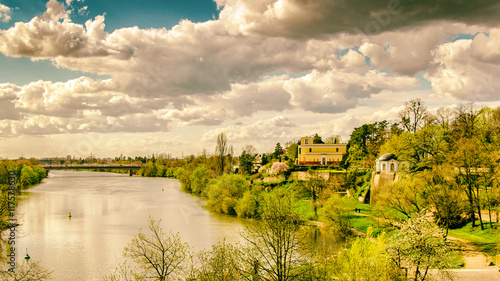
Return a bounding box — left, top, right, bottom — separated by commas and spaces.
0, 0, 219, 85
1, 0, 500, 158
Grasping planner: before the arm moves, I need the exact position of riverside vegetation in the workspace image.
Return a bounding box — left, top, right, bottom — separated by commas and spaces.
106, 100, 500, 280
2, 100, 500, 280
0, 158, 52, 280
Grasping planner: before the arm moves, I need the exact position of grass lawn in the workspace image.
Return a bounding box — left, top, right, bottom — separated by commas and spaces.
449, 221, 499, 256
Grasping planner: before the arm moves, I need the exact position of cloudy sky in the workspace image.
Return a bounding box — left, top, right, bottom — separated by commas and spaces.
1, 0, 500, 159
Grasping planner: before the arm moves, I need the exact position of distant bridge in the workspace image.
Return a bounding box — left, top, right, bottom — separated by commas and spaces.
41, 164, 142, 176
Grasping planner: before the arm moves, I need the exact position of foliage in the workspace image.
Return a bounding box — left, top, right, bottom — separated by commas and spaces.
174, 167, 192, 192
240, 190, 313, 281
235, 190, 259, 218
333, 229, 398, 281
189, 166, 212, 196
139, 160, 157, 177
270, 162, 289, 175
194, 240, 242, 281
206, 174, 250, 215
388, 211, 456, 281
238, 150, 256, 175
345, 121, 389, 169
272, 142, 284, 160
312, 133, 324, 144
319, 194, 355, 241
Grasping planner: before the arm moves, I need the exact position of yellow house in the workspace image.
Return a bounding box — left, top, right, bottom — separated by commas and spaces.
297, 136, 347, 165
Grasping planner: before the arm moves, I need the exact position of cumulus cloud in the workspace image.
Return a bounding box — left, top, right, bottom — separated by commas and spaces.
2, 0, 500, 144
0, 0, 132, 59
0, 4, 11, 23
425, 31, 500, 101
0, 77, 177, 136
0, 84, 22, 120
284, 69, 418, 113
216, 0, 500, 39
201, 116, 298, 143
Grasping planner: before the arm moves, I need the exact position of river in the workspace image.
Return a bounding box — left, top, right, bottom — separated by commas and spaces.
13, 170, 247, 280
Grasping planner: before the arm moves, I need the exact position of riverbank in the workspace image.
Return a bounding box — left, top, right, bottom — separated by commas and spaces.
0, 160, 47, 231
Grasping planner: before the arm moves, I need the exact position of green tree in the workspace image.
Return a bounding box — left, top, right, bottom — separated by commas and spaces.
376, 175, 426, 219
312, 133, 324, 144
206, 174, 250, 215
285, 142, 299, 165
333, 230, 398, 281
319, 194, 354, 241
305, 170, 327, 219
19, 166, 40, 187
194, 240, 242, 281
190, 166, 211, 196
239, 150, 256, 175
346, 121, 389, 168
388, 211, 455, 281
272, 143, 284, 160
174, 167, 192, 192
235, 190, 259, 218
420, 165, 467, 236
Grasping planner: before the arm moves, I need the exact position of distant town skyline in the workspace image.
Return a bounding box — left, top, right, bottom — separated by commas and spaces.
1, 0, 500, 158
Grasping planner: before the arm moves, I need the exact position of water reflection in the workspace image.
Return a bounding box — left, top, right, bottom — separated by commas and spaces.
15, 171, 247, 281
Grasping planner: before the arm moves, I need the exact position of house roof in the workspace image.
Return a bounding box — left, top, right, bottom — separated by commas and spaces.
378, 153, 397, 161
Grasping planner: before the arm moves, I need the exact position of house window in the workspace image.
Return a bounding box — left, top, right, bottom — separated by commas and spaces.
390, 163, 395, 171
382, 163, 386, 171
299, 148, 301, 154
309, 148, 312, 153
305, 139, 309, 144
336, 148, 339, 152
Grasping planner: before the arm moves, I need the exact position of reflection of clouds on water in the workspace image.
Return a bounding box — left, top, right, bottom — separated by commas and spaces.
16, 170, 247, 280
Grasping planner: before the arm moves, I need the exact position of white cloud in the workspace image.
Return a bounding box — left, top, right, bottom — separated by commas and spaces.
425, 31, 500, 102
284, 69, 418, 113
201, 116, 298, 146
0, 1, 132, 60
0, 3, 11, 23
3, 0, 500, 157
358, 23, 487, 75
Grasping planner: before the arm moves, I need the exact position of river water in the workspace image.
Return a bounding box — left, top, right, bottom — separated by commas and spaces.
14, 171, 247, 280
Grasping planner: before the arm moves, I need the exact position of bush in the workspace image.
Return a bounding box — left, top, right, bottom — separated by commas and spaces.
206, 174, 250, 215
235, 191, 259, 218
190, 166, 212, 196
319, 194, 355, 241
270, 162, 288, 175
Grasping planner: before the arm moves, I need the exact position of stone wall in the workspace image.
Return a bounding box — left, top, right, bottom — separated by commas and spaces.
369, 171, 397, 204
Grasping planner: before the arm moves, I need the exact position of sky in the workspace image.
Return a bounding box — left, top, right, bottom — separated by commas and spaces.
1, 0, 500, 159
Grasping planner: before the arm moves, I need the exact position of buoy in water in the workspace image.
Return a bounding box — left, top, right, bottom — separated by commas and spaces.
68, 212, 72, 218
25, 248, 30, 261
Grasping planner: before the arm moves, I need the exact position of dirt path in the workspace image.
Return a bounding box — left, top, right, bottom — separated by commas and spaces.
446, 235, 491, 269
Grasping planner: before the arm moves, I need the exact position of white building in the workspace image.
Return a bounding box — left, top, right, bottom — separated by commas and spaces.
375, 153, 400, 173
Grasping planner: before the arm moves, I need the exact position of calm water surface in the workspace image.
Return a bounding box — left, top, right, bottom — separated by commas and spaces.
15, 171, 247, 281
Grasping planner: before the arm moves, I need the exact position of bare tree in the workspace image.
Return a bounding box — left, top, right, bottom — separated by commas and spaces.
120, 217, 190, 280
0, 260, 52, 281
215, 133, 229, 176
399, 98, 430, 134
239, 190, 312, 281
